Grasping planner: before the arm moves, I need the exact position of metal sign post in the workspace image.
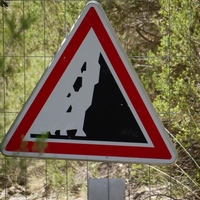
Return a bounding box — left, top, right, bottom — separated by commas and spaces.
88, 178, 125, 200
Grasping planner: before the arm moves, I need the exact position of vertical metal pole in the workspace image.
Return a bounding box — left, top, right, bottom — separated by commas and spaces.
88, 178, 125, 200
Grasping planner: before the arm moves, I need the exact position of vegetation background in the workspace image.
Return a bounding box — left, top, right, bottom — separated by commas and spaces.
0, 0, 200, 199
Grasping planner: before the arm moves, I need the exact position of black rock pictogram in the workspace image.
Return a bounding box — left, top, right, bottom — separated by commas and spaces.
81, 62, 87, 73
83, 53, 147, 143
31, 53, 147, 143
66, 105, 72, 113
73, 77, 82, 92
67, 129, 77, 138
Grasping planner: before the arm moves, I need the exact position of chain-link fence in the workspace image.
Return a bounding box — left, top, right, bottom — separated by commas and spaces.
0, 0, 200, 199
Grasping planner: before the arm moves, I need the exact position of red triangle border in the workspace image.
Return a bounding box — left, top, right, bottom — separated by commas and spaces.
3, 3, 175, 163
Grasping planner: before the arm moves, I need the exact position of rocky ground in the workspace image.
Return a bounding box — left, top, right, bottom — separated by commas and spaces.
0, 161, 186, 200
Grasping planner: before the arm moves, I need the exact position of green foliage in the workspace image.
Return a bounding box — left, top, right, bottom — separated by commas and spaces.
141, 0, 200, 195
0, 0, 200, 199
146, 0, 200, 148
32, 132, 48, 153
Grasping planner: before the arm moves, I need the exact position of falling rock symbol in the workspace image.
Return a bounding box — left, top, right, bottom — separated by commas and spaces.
81, 62, 87, 73
83, 53, 147, 143
66, 105, 72, 113
67, 129, 77, 138
73, 77, 82, 92
55, 130, 61, 136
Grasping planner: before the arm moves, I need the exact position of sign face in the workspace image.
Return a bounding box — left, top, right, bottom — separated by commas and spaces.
1, 1, 177, 164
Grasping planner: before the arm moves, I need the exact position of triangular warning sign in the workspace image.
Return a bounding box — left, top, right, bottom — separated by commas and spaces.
1, 1, 177, 164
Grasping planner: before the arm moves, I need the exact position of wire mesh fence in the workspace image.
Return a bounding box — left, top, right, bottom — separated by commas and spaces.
0, 0, 200, 199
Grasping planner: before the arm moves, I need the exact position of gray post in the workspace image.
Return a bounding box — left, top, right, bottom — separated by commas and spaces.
88, 178, 125, 200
